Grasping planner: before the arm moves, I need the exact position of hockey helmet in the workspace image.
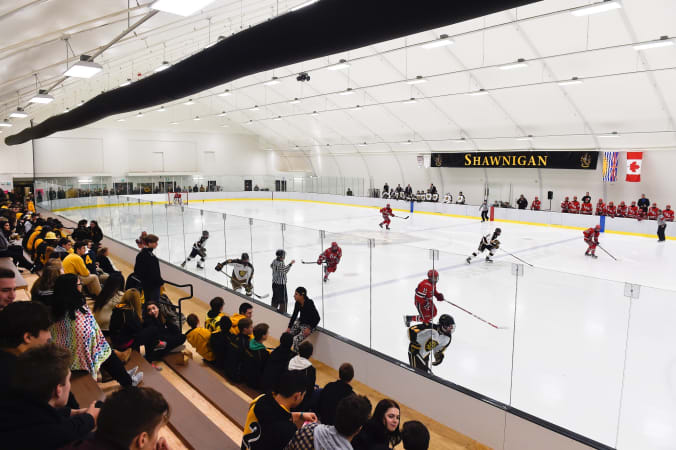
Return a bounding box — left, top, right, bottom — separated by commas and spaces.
534, 196, 539, 200
438, 314, 455, 335
608, 201, 614, 205
619, 201, 625, 205
386, 203, 390, 208
331, 241, 339, 249
276, 249, 286, 258
631, 201, 636, 205
573, 196, 578, 200
653, 203, 658, 207
564, 196, 569, 200
202, 230, 209, 238
598, 198, 603, 203
595, 225, 601, 231
667, 205, 672, 209
427, 269, 439, 281
241, 252, 250, 261
494, 227, 502, 235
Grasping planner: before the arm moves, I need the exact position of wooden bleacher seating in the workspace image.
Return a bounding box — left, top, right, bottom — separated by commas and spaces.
70, 372, 106, 406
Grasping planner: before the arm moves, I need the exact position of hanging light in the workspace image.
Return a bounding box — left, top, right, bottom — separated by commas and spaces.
154, 61, 171, 72
29, 90, 54, 104
64, 55, 103, 78
9, 108, 28, 118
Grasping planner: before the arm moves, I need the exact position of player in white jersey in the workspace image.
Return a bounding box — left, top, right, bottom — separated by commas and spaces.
466, 228, 501, 264
408, 314, 455, 373
181, 230, 209, 268
216, 252, 254, 296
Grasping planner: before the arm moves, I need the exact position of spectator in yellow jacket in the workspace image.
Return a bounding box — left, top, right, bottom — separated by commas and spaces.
185, 314, 215, 362
63, 241, 101, 296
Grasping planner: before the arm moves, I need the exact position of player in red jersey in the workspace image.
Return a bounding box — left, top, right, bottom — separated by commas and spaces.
595, 199, 605, 216
317, 241, 342, 282
561, 196, 570, 213
648, 203, 660, 220
583, 225, 601, 258
663, 205, 674, 222
616, 201, 627, 218
605, 201, 617, 218
530, 196, 541, 211
404, 269, 444, 327
569, 196, 580, 214
627, 201, 639, 219
379, 203, 394, 230
580, 200, 592, 215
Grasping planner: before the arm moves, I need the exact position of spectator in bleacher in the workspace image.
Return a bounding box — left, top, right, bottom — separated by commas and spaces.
142, 301, 186, 361
383, 182, 389, 194
0, 268, 16, 311
50, 274, 142, 387
288, 341, 317, 410
0, 343, 99, 449
51, 238, 73, 261
185, 313, 215, 363
287, 287, 320, 352
271, 249, 295, 314
352, 399, 402, 450
0, 301, 51, 392
404, 184, 413, 197
225, 318, 253, 382
34, 231, 59, 268
210, 315, 233, 368
109, 288, 159, 359
31, 263, 61, 305
0, 221, 34, 272
638, 194, 650, 214
63, 241, 102, 296
205, 296, 226, 333
71, 220, 93, 243
230, 301, 254, 336
134, 234, 163, 303
243, 323, 272, 389
516, 194, 528, 210
88, 220, 103, 253
96, 247, 122, 278
135, 231, 147, 249
64, 386, 170, 450
456, 192, 465, 204
402, 421, 430, 450
285, 394, 372, 450
242, 370, 317, 450
92, 275, 125, 332
318, 363, 355, 426
262, 332, 296, 393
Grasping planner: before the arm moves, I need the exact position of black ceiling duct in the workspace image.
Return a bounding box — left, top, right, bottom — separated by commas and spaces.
5, 0, 538, 145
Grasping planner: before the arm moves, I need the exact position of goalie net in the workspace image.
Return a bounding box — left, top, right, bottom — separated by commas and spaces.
167, 191, 189, 205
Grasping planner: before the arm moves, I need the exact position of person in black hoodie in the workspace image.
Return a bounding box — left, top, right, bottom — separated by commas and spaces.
88, 220, 103, 253
261, 332, 296, 393
142, 301, 186, 362
317, 363, 355, 425
133, 234, 163, 303
96, 247, 122, 279
0, 343, 99, 450
71, 220, 93, 243
286, 286, 320, 352
109, 288, 159, 360
224, 318, 252, 382
210, 315, 232, 368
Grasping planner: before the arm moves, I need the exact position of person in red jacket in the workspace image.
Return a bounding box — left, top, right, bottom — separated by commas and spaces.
530, 196, 541, 211
627, 201, 639, 219
663, 205, 674, 222
317, 242, 342, 282
616, 201, 627, 218
379, 204, 394, 230
561, 196, 570, 213
605, 201, 617, 218
583, 225, 601, 258
648, 203, 660, 220
580, 200, 592, 215
595, 199, 605, 216
404, 270, 444, 327
569, 196, 580, 214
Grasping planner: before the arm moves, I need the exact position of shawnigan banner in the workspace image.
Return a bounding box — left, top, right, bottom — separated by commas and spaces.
430, 151, 599, 170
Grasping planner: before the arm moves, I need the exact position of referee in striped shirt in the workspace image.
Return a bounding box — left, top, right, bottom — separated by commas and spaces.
271, 249, 295, 313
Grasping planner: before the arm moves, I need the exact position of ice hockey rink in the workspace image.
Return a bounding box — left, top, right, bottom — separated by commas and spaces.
54, 197, 676, 449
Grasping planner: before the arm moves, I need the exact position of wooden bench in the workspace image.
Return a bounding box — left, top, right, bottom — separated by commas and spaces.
0, 256, 29, 298
70, 371, 107, 406
164, 353, 252, 429
127, 351, 239, 450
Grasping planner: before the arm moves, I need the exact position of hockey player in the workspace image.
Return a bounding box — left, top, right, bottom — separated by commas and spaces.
530, 196, 541, 211
616, 201, 627, 218
605, 201, 617, 218
404, 270, 445, 327
583, 225, 601, 258
408, 314, 455, 374
216, 252, 254, 296
580, 199, 592, 215
561, 196, 570, 213
648, 203, 660, 220
627, 201, 639, 219
569, 196, 580, 214
595, 199, 605, 216
443, 193, 452, 204
663, 205, 674, 222
466, 228, 501, 264
181, 230, 209, 268
317, 241, 342, 282
173, 191, 183, 205
379, 203, 395, 230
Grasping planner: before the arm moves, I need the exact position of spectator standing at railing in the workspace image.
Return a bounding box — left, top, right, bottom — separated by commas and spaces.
638, 194, 650, 214
286, 287, 320, 352
383, 182, 389, 194
404, 184, 413, 197
581, 192, 591, 204
516, 195, 528, 210
134, 234, 163, 303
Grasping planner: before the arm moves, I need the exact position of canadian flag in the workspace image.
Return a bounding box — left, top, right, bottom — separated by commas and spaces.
626, 152, 642, 182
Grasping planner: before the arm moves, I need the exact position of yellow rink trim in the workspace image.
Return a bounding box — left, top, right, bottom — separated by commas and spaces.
51, 197, 674, 240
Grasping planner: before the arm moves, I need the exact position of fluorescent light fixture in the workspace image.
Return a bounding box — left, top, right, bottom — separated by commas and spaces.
598, 132, 620, 138
500, 58, 528, 70
136, 112, 143, 118
78, 179, 92, 183
152, 0, 216, 16
193, 116, 201, 121
403, 98, 418, 104
468, 89, 489, 96
327, 59, 350, 71
634, 36, 674, 50
156, 106, 166, 112
452, 138, 467, 143
0, 120, 12, 127
290, 0, 319, 12
29, 90, 54, 104
339, 88, 354, 96
245, 120, 254, 125
274, 116, 282, 121
406, 75, 427, 85
218, 90, 231, 97
558, 77, 583, 86
311, 111, 319, 116
349, 105, 362, 111
64, 107, 70, 113
249, 105, 260, 111
184, 99, 194, 105
218, 111, 227, 117
220, 124, 229, 127
571, 1, 621, 17
289, 98, 301, 104
358, 142, 367, 147
117, 118, 126, 122
402, 140, 413, 145
170, 121, 179, 125
120, 79, 132, 87
9, 108, 28, 118
421, 34, 453, 49
516, 135, 533, 141
264, 77, 280, 86
154, 61, 171, 72
64, 56, 102, 78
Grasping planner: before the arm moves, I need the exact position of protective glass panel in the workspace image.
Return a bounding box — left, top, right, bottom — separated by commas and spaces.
282, 224, 324, 321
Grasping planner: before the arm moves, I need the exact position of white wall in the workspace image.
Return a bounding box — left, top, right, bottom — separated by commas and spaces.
0, 139, 33, 178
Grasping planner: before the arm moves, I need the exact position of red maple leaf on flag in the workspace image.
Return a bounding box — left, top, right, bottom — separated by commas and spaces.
629, 161, 640, 172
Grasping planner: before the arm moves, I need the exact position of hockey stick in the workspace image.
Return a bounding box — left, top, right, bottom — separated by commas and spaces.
301, 260, 322, 264
596, 244, 618, 261
216, 267, 269, 299
393, 215, 409, 219
442, 300, 502, 329
499, 248, 534, 267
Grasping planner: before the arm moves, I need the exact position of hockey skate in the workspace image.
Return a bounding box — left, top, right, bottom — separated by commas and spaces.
323, 275, 328, 283
386, 226, 390, 230
584, 251, 590, 256
485, 256, 493, 263
379, 223, 383, 228
465, 257, 471, 264
590, 253, 598, 259
197, 261, 204, 269
404, 315, 413, 327
180, 260, 187, 267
